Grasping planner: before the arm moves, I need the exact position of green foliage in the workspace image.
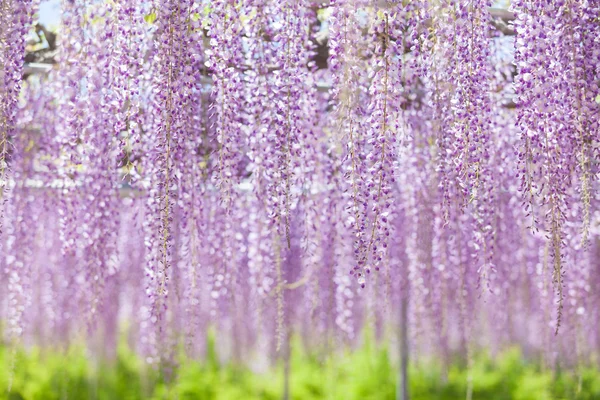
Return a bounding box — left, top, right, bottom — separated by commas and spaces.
1, 339, 599, 400
144, 12, 157, 24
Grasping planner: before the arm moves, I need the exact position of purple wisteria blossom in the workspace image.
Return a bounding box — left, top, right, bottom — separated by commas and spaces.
0, 0, 599, 377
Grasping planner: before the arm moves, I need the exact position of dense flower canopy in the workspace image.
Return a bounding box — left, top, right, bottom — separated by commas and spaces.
1, 0, 599, 371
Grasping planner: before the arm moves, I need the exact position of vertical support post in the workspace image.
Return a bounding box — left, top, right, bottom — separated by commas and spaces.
398, 294, 409, 400
282, 329, 291, 400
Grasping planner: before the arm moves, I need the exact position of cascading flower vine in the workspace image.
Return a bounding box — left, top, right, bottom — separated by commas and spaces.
2, 0, 600, 381
513, 0, 600, 333
360, 6, 401, 283
109, 0, 147, 174
329, 0, 370, 285
141, 0, 199, 363
1, 0, 35, 219
1, 0, 37, 347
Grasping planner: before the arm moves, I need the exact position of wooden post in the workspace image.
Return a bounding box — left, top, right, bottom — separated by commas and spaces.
397, 295, 409, 400
282, 329, 291, 400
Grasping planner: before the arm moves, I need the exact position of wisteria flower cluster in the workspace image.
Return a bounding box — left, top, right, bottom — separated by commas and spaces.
1, 0, 599, 373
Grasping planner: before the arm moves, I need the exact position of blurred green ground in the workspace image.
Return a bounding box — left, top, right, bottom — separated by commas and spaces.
1, 336, 599, 400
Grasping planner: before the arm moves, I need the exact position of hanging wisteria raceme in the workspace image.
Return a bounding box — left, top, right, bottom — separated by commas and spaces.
108, 0, 147, 169
329, 0, 369, 287
174, 9, 210, 358
76, 4, 123, 328
0, 0, 33, 214
355, 7, 396, 284
140, 0, 203, 364
2, 0, 600, 379
1, 0, 34, 212
241, 0, 282, 356
54, 0, 88, 265
1, 0, 36, 345
4, 103, 35, 344
206, 0, 244, 204
514, 0, 600, 333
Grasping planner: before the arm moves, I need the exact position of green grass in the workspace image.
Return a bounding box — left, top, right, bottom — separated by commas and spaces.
1, 336, 599, 400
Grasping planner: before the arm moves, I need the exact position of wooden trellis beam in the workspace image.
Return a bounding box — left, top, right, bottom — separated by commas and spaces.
23, 7, 515, 77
